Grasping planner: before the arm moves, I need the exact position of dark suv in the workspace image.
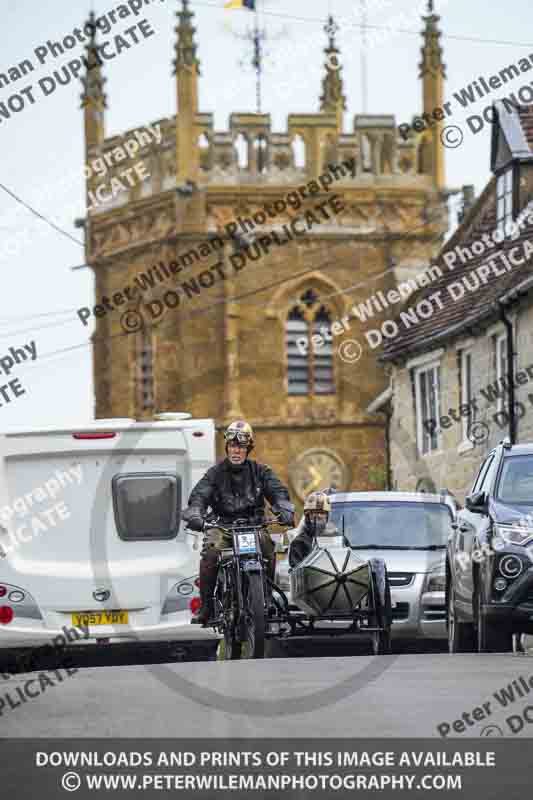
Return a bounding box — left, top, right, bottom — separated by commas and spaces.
447, 441, 533, 653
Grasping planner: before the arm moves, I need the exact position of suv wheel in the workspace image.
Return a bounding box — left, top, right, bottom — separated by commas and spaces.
475, 585, 513, 653
448, 583, 475, 653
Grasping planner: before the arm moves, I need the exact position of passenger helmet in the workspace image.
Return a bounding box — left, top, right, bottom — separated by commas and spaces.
224, 420, 254, 452
304, 491, 331, 514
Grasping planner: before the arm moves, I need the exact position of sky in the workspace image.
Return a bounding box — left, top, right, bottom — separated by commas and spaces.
0, 0, 531, 430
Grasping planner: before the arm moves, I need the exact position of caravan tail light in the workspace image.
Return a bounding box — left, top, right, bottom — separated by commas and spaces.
0, 606, 14, 624
73, 432, 117, 440
0, 586, 7, 598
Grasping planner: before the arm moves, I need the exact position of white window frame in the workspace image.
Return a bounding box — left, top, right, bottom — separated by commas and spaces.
495, 333, 507, 415
459, 348, 476, 451
496, 167, 513, 238
414, 360, 441, 455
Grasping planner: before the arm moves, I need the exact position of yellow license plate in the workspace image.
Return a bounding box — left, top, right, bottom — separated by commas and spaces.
72, 611, 129, 626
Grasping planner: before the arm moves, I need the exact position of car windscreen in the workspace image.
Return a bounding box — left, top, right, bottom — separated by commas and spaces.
496, 455, 533, 503
112, 472, 181, 541
329, 501, 452, 549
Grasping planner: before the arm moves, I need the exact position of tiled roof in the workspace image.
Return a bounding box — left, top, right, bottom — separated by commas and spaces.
378, 104, 533, 363
380, 186, 533, 363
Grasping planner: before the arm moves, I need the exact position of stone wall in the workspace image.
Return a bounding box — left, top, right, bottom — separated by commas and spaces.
389, 301, 533, 503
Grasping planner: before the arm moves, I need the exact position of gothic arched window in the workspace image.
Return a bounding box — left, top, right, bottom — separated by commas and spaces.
285, 289, 335, 396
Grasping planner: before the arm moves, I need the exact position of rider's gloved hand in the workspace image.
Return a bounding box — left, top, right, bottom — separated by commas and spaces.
187, 516, 205, 532
273, 506, 294, 527
182, 507, 205, 532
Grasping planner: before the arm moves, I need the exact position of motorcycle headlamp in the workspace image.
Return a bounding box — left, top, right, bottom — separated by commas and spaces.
494, 524, 533, 547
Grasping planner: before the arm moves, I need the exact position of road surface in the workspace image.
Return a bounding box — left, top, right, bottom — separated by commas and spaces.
3, 648, 533, 738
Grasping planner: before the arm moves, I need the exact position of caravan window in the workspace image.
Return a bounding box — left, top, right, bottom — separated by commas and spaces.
112, 473, 181, 541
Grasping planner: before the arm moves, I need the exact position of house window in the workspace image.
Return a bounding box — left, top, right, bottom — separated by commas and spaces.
414, 362, 441, 454
494, 333, 508, 415
286, 290, 335, 396
496, 167, 513, 237
460, 349, 476, 443
136, 329, 154, 412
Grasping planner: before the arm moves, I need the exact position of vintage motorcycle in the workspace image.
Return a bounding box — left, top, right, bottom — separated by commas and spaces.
186, 509, 392, 659
203, 511, 292, 660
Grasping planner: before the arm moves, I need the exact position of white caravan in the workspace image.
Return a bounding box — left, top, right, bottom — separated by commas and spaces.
0, 414, 218, 657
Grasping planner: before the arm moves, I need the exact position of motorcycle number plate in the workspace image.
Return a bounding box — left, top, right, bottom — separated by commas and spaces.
238, 533, 257, 553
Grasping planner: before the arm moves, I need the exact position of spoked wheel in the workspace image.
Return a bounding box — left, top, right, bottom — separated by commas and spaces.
218, 600, 242, 661
221, 618, 242, 660
241, 572, 266, 659
370, 569, 392, 656
216, 571, 242, 661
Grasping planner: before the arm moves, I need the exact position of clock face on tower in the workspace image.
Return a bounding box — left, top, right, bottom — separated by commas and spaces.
289, 448, 348, 501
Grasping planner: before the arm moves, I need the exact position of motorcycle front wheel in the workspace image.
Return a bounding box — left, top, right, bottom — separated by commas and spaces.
241, 571, 266, 659
217, 569, 242, 661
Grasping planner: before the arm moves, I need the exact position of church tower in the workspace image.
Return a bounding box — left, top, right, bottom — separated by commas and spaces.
85, 1, 449, 507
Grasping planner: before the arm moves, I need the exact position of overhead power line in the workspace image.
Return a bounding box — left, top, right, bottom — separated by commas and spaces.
194, 0, 533, 49
0, 182, 85, 247
12, 202, 456, 372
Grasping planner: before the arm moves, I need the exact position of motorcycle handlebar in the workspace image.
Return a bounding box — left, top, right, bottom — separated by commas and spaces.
199, 516, 290, 533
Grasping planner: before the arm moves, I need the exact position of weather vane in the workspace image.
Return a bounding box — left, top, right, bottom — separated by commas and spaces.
223, 0, 288, 115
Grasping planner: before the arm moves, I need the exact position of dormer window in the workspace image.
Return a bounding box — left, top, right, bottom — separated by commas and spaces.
496, 166, 514, 237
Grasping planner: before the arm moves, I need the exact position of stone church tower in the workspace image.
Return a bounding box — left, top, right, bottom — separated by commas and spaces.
82, 1, 448, 507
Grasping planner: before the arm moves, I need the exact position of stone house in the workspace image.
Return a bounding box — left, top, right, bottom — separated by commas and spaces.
376, 101, 533, 502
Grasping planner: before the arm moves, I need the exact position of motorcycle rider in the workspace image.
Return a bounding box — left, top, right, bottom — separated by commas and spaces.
182, 420, 295, 625
288, 490, 337, 567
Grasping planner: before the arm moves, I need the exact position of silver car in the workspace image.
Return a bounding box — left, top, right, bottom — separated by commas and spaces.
275, 491, 457, 642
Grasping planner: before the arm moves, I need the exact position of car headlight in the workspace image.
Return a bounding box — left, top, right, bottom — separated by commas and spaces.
494, 524, 533, 547
425, 564, 446, 592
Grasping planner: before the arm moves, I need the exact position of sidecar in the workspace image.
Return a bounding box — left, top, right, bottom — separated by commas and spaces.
269, 535, 392, 655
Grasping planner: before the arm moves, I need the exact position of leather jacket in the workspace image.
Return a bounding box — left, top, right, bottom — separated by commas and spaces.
186, 458, 290, 524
